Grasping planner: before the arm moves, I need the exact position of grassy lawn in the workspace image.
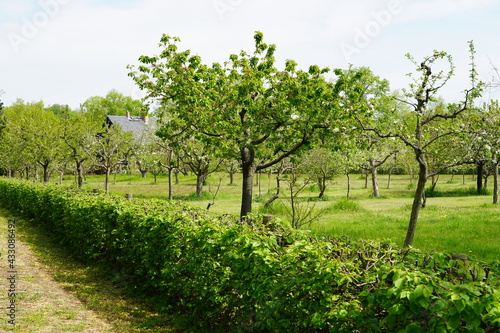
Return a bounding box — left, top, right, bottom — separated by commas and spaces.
60, 171, 500, 262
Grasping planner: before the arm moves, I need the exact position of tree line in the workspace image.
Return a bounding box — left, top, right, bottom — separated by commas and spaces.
1, 32, 499, 247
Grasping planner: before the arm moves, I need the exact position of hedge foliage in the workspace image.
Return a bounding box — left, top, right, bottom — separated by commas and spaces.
0, 178, 499, 332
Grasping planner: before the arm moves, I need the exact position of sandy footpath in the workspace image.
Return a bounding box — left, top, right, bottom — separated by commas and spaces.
0, 214, 115, 332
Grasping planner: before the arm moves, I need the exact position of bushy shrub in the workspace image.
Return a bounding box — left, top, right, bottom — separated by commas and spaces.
330, 198, 362, 212
0, 178, 499, 332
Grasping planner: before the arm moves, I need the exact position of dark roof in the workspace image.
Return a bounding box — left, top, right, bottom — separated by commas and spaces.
106, 115, 157, 137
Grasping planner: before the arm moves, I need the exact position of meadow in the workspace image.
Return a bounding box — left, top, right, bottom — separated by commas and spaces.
62, 171, 500, 262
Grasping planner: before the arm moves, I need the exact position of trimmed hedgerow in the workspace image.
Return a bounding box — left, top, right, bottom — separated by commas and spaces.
0, 178, 499, 332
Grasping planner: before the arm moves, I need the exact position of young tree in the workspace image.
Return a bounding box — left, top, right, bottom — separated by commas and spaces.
358, 132, 399, 197
465, 101, 500, 203
180, 137, 224, 197
129, 32, 366, 218
223, 159, 240, 185
62, 112, 101, 188
84, 125, 133, 193
359, 44, 482, 247
299, 147, 339, 199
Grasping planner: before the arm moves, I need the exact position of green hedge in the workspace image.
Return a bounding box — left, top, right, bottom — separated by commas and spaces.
0, 178, 499, 332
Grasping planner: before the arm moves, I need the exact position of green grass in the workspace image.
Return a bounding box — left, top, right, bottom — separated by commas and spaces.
58, 172, 500, 262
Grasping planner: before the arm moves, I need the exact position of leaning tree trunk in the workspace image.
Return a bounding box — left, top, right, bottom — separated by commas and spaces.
404, 153, 428, 247
265, 174, 281, 207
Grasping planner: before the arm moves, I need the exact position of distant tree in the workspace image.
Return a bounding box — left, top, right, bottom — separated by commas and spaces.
2, 100, 63, 182
223, 160, 240, 185
84, 125, 133, 193
129, 32, 368, 218
81, 90, 144, 123
358, 132, 399, 197
180, 137, 224, 197
62, 112, 100, 188
464, 101, 500, 203
299, 147, 339, 199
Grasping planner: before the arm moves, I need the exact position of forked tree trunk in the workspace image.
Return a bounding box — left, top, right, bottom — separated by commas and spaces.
40, 162, 50, 183
405, 154, 428, 247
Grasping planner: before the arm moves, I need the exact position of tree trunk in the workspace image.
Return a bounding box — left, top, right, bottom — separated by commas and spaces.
493, 162, 499, 204
104, 168, 110, 194
196, 174, 204, 197
229, 172, 234, 185
168, 170, 173, 200
346, 172, 351, 200
265, 174, 281, 207
318, 177, 326, 199
240, 147, 255, 219
364, 172, 368, 189
430, 174, 439, 192
76, 160, 84, 188
404, 155, 428, 247
477, 161, 484, 193
387, 168, 393, 189
42, 163, 50, 183
371, 164, 379, 197
140, 170, 147, 178
59, 171, 64, 185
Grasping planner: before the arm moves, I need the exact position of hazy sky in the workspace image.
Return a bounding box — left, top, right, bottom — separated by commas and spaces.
1, 0, 499, 109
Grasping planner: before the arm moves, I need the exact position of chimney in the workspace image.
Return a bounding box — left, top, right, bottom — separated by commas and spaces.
143, 114, 149, 124
126, 111, 131, 119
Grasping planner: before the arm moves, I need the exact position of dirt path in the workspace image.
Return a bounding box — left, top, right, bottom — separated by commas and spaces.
0, 214, 115, 332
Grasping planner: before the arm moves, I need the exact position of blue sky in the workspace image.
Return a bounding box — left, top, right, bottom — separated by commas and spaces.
1, 0, 499, 109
